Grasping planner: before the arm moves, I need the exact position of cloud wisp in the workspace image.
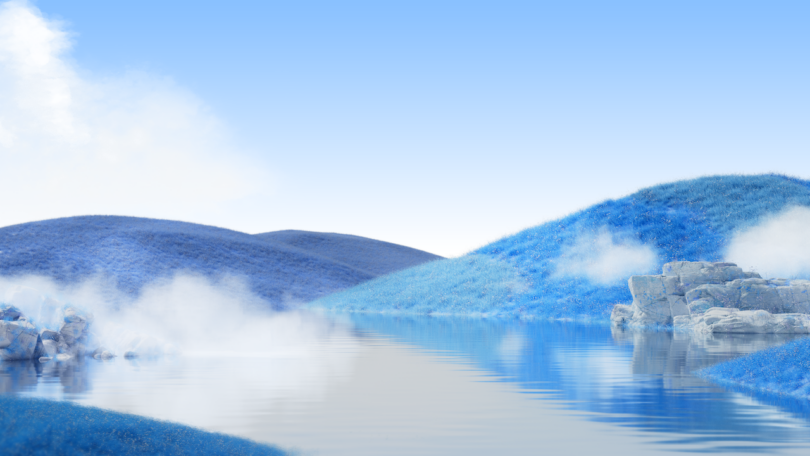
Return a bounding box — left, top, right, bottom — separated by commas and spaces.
0, 1, 271, 229
725, 206, 810, 279
553, 227, 658, 284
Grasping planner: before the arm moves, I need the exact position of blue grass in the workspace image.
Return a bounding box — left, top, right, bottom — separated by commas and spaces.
698, 337, 810, 400
312, 174, 810, 319
0, 395, 291, 456
0, 217, 440, 310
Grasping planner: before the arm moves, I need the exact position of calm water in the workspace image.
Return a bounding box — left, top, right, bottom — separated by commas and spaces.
3, 313, 810, 455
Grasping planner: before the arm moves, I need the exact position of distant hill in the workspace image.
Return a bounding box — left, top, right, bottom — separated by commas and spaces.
254, 230, 442, 276
0, 216, 441, 309
311, 174, 810, 319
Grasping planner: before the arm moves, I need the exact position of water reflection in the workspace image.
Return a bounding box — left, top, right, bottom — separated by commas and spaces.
2, 313, 810, 454
349, 314, 810, 447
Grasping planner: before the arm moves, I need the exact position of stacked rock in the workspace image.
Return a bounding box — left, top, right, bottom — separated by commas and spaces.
0, 304, 111, 361
0, 305, 40, 361
611, 261, 810, 333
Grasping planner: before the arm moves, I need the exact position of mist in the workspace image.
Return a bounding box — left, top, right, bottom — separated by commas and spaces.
725, 206, 810, 279
553, 227, 658, 284
0, 273, 354, 358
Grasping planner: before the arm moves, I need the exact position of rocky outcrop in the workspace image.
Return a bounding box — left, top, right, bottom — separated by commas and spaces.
1, 305, 40, 361
0, 305, 103, 362
612, 261, 810, 333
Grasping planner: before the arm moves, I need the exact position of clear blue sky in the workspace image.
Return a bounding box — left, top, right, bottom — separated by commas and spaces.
2, 0, 808, 256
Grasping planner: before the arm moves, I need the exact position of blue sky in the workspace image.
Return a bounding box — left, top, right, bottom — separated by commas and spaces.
1, 0, 808, 256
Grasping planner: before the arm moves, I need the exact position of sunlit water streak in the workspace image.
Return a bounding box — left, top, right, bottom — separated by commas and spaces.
3, 313, 810, 455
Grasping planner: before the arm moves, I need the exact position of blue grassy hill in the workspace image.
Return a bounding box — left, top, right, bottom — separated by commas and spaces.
255, 230, 442, 277
311, 174, 810, 319
699, 337, 810, 401
0, 395, 291, 455
0, 217, 440, 309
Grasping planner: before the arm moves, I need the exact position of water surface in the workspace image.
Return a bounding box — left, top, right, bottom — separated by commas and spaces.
3, 314, 810, 455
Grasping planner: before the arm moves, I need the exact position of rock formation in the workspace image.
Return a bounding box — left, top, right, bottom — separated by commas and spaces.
0, 306, 39, 361
612, 261, 810, 333
0, 304, 108, 362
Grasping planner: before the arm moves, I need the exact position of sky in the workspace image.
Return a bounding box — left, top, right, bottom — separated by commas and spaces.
0, 0, 808, 257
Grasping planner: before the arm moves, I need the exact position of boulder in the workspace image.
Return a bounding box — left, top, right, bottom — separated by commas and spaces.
0, 305, 23, 321
628, 276, 672, 325
57, 307, 94, 357
0, 320, 40, 361
610, 304, 633, 325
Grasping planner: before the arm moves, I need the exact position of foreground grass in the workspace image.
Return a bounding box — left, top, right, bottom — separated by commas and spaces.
0, 395, 292, 456
699, 337, 810, 400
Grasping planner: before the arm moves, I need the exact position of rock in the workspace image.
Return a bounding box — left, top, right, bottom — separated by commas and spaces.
672, 308, 810, 334
38, 356, 52, 363
91, 348, 115, 360
0, 320, 40, 360
688, 298, 716, 314
55, 353, 73, 362
668, 295, 690, 317
38, 339, 59, 358
613, 261, 810, 332
59, 307, 93, 346
0, 305, 22, 321
628, 276, 672, 325
611, 304, 633, 325
40, 329, 59, 341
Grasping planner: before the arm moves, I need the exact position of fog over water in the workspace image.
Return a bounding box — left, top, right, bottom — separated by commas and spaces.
0, 274, 357, 359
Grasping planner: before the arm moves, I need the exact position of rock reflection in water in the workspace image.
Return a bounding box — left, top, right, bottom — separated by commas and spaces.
611, 326, 804, 390
0, 358, 93, 395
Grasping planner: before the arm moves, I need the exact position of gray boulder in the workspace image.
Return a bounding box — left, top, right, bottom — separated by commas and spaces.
0, 320, 40, 361
0, 305, 23, 321
57, 307, 93, 357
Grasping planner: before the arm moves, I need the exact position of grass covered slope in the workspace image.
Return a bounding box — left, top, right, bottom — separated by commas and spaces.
0, 217, 439, 309
312, 175, 810, 319
0, 395, 290, 456
698, 338, 810, 400
255, 230, 442, 277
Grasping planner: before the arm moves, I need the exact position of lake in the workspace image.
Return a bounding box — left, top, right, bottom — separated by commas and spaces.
3, 312, 810, 455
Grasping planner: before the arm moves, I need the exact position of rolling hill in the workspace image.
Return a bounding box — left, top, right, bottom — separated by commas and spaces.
0, 217, 441, 309
311, 174, 810, 319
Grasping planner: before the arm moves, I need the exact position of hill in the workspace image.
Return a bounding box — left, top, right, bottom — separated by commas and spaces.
311, 174, 810, 319
0, 395, 290, 455
254, 230, 442, 276
0, 217, 441, 309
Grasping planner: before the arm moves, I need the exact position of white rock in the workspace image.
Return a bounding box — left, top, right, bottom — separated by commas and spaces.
0, 320, 39, 360
628, 275, 672, 325
611, 304, 633, 325
613, 261, 810, 332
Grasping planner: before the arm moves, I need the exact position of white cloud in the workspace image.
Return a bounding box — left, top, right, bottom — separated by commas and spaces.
554, 227, 658, 284
0, 1, 272, 229
725, 206, 810, 279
